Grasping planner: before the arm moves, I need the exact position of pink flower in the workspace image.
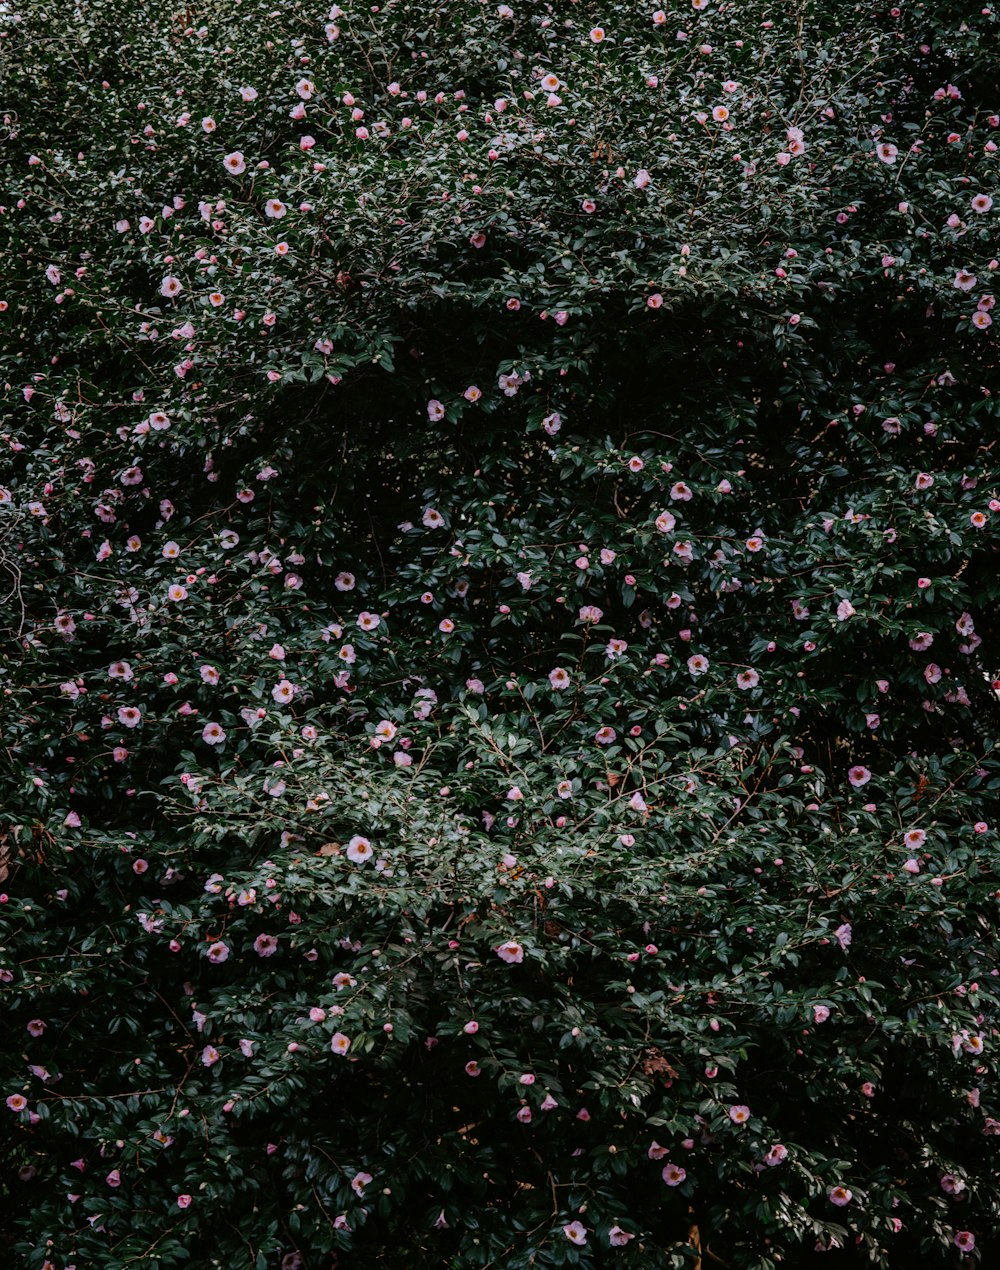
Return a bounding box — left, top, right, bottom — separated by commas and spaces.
201, 1045, 220, 1066
496, 940, 525, 964
728, 1104, 751, 1124
563, 1222, 588, 1245
829, 1185, 852, 1206
177, 1193, 193, 1208
106, 1169, 122, 1187
813, 1004, 831, 1024
954, 1231, 975, 1253
847, 765, 871, 788
117, 706, 142, 729
764, 1143, 788, 1166
206, 941, 229, 963
6, 1094, 28, 1112
834, 923, 852, 950
662, 1162, 687, 1185
160, 275, 182, 298
202, 721, 226, 745
330, 1032, 352, 1056
351, 1170, 373, 1196
253, 934, 278, 957
595, 726, 617, 744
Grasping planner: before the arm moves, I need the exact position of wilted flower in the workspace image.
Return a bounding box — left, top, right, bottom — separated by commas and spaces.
834, 923, 852, 950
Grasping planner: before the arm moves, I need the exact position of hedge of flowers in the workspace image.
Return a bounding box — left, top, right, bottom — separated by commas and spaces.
1, 0, 999, 1266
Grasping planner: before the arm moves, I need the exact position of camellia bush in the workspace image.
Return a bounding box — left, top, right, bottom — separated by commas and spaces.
2, 0, 999, 1266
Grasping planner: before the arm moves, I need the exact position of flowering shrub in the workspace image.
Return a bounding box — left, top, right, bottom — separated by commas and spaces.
2, 0, 999, 1266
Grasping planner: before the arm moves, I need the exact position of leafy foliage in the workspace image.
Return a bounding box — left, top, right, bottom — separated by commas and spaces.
1, 0, 999, 1266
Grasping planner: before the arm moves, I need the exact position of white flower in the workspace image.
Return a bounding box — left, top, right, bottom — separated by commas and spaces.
346, 835, 374, 864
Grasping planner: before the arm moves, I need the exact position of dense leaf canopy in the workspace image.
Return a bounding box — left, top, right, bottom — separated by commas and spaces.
1, 0, 999, 1266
